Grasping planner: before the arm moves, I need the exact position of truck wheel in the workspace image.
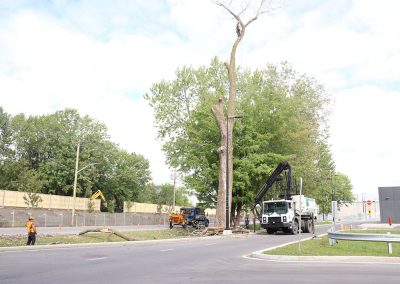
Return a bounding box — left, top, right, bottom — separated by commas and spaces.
291, 219, 299, 235
266, 228, 275, 234
302, 220, 308, 233
304, 220, 311, 233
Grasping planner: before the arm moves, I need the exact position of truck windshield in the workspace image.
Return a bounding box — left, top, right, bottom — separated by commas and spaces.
263, 202, 288, 215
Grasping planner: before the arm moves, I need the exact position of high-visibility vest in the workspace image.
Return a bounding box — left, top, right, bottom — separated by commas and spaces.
26, 221, 37, 234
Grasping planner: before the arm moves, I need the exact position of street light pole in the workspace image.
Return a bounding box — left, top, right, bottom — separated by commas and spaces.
71, 140, 98, 226
225, 115, 242, 233
331, 174, 335, 202
331, 173, 338, 230
171, 170, 177, 211
71, 141, 80, 226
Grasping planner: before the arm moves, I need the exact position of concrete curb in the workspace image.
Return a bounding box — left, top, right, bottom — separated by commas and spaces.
247, 232, 400, 264
249, 251, 400, 264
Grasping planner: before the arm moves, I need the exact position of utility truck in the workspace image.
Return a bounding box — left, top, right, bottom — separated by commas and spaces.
169, 207, 209, 229
252, 161, 317, 235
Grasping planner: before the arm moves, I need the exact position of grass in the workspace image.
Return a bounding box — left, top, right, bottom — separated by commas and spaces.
0, 228, 196, 247
265, 230, 400, 257
247, 224, 261, 230
316, 221, 332, 225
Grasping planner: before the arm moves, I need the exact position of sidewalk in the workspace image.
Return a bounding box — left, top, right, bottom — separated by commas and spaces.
0, 224, 168, 236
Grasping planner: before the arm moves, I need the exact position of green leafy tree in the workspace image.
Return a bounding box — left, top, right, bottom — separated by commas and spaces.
333, 173, 354, 206
146, 59, 350, 227
9, 169, 45, 208
0, 107, 17, 189
103, 150, 151, 212
138, 183, 192, 210
0, 107, 153, 213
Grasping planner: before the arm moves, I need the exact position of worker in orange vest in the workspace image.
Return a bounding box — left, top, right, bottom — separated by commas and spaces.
26, 216, 37, 245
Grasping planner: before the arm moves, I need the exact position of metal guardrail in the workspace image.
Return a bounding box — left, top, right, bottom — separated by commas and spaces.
327, 228, 400, 243
328, 227, 400, 254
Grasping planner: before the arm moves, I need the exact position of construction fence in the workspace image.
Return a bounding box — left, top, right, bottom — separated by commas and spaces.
0, 190, 219, 228
0, 189, 101, 211
0, 207, 204, 228
0, 190, 217, 216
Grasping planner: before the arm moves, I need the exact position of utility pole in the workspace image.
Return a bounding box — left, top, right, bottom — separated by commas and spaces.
71, 141, 80, 226
171, 170, 177, 211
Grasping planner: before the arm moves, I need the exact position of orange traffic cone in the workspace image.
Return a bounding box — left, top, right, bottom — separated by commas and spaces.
388, 217, 393, 226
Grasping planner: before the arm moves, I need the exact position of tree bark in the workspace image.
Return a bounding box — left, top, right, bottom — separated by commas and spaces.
213, 1, 266, 228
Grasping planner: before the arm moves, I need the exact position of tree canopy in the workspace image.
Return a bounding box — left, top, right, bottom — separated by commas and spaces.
0, 107, 152, 212
146, 58, 354, 224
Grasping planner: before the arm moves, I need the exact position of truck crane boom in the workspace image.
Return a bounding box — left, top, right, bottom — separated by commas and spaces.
252, 161, 293, 219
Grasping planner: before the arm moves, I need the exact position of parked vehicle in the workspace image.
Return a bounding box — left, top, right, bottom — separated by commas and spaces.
261, 195, 317, 234
169, 207, 209, 229
252, 161, 317, 234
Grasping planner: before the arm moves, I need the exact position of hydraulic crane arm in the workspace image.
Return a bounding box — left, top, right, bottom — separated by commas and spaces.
91, 190, 107, 205
252, 161, 292, 219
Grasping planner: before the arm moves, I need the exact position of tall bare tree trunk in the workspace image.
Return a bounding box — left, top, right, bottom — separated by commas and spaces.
212, 1, 266, 228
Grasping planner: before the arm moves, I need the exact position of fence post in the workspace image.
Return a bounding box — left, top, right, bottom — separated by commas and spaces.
387, 232, 392, 254
59, 213, 63, 228
11, 211, 15, 227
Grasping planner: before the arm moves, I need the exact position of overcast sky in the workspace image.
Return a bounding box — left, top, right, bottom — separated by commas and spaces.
0, 0, 399, 202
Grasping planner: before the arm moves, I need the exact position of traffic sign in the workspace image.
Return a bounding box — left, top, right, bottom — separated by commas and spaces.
367, 200, 372, 205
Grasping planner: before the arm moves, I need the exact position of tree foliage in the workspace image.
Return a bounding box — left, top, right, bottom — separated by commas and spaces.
0, 107, 151, 212
138, 183, 192, 210
146, 59, 354, 224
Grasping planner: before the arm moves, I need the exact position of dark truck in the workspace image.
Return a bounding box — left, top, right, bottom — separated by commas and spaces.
180, 207, 210, 229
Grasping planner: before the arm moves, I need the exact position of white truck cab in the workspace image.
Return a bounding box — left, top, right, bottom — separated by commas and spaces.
261, 195, 317, 234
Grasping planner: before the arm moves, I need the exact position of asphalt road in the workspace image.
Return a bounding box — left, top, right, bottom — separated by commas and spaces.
0, 225, 398, 284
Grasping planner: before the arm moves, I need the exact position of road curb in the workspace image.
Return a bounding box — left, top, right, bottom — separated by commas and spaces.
247, 232, 400, 264
249, 252, 400, 264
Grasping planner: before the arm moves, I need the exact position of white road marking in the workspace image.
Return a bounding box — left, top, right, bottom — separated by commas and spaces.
242, 254, 264, 261
86, 257, 107, 261
205, 243, 217, 246
160, 249, 173, 252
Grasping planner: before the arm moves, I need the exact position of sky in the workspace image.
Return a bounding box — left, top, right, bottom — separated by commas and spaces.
0, 0, 399, 202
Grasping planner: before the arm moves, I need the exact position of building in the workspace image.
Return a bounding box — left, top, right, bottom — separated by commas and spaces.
378, 186, 400, 223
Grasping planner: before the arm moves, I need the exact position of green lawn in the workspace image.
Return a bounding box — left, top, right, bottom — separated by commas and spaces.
265, 230, 400, 257
0, 228, 195, 247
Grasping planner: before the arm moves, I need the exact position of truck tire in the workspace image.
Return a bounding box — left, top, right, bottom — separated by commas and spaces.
291, 219, 299, 235
266, 228, 275, 234
304, 220, 311, 233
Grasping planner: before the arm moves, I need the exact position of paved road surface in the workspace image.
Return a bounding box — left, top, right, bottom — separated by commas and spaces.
1, 224, 398, 284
